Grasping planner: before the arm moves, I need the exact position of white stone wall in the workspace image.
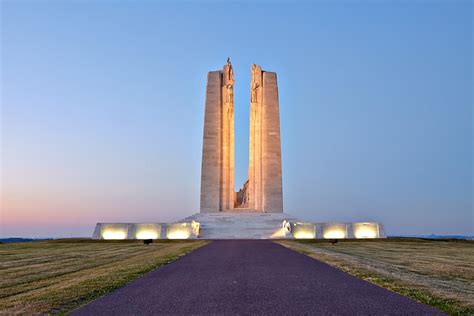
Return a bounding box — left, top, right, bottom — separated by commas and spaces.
93, 219, 386, 240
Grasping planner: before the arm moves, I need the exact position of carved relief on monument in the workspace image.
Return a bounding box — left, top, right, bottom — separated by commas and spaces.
234, 179, 249, 208
219, 58, 235, 211
224, 58, 235, 120
224, 57, 234, 85
225, 84, 234, 119
251, 64, 261, 103
223, 58, 234, 102
250, 64, 262, 120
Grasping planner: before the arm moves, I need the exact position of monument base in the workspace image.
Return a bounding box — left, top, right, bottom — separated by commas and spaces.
92, 213, 386, 240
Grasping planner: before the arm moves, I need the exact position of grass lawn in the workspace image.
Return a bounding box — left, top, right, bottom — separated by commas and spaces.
0, 239, 208, 314
278, 238, 474, 316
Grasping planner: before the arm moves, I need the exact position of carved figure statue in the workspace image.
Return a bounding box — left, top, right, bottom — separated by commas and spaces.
251, 82, 259, 103
251, 103, 258, 119
250, 64, 260, 103
224, 58, 234, 84
234, 179, 249, 208
241, 179, 249, 205
225, 84, 233, 103
227, 100, 234, 120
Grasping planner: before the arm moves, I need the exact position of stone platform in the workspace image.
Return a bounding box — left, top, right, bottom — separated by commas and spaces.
92, 212, 386, 240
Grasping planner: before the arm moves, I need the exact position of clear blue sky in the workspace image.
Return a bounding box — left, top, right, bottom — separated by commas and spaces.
1, 0, 472, 237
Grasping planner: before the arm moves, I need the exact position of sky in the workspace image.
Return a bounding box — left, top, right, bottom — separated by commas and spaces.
0, 0, 472, 237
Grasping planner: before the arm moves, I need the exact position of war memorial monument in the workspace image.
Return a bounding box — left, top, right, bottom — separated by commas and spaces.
93, 60, 385, 240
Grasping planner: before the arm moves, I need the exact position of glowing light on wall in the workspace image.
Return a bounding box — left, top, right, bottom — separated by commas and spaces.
136, 230, 159, 239
135, 224, 161, 240
292, 223, 316, 239
323, 224, 347, 239
167, 230, 191, 239
323, 230, 345, 239
353, 223, 379, 239
100, 224, 129, 240
293, 231, 315, 239
102, 229, 127, 240
167, 223, 192, 239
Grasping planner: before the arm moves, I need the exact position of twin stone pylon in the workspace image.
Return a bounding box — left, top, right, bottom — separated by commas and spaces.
200, 60, 283, 213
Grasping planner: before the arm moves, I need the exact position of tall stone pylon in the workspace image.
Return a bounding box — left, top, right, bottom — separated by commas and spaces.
247, 64, 283, 212
248, 64, 263, 211
200, 59, 235, 212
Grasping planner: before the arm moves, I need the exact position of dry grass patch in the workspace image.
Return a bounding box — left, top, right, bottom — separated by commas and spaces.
277, 238, 474, 316
0, 239, 208, 314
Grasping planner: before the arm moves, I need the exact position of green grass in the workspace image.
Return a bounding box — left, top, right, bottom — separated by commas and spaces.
0, 239, 209, 314
278, 238, 474, 315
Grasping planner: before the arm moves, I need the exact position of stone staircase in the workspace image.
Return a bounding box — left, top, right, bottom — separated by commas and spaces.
180, 212, 301, 239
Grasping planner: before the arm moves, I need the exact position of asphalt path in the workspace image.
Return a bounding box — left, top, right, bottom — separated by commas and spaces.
72, 240, 444, 315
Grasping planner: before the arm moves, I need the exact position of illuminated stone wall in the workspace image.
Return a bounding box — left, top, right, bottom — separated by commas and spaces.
92, 223, 199, 240
321, 223, 348, 239
93, 223, 131, 240
92, 220, 385, 240
351, 222, 382, 239
166, 223, 194, 240
289, 222, 386, 239
291, 222, 316, 239
132, 223, 161, 240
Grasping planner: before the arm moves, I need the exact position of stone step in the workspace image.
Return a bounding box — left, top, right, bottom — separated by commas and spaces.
177, 212, 300, 239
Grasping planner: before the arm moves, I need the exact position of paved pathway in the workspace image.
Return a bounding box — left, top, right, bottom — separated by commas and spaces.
72, 240, 444, 315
